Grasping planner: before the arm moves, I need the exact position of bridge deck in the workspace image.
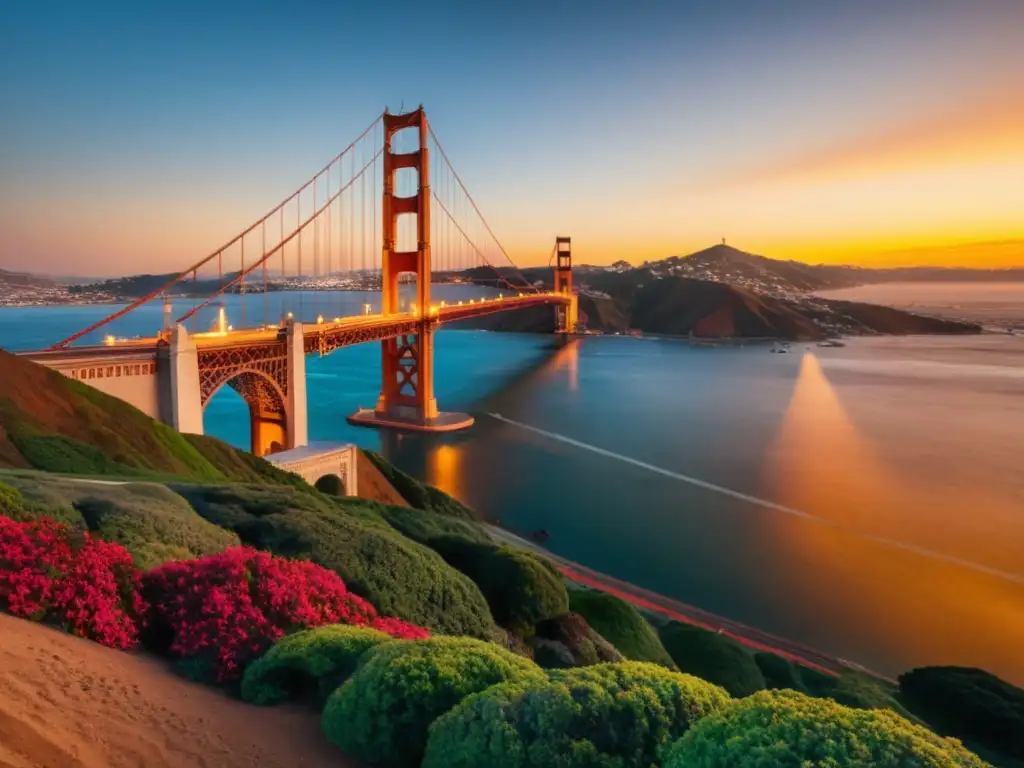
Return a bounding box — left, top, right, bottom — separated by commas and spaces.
19, 292, 571, 358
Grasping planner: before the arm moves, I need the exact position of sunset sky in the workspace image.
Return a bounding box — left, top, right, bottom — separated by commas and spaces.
2, 0, 1023, 275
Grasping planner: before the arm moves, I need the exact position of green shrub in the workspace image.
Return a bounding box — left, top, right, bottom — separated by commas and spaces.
754, 651, 837, 694
900, 666, 1024, 760
432, 536, 568, 633
754, 650, 803, 690
0, 473, 85, 527
0, 474, 238, 569
173, 483, 495, 637
313, 473, 345, 496
378, 505, 492, 547
528, 612, 622, 669
322, 636, 544, 767
424, 661, 730, 768
241, 624, 388, 706
661, 689, 987, 767
0, 480, 31, 517
659, 622, 765, 697
828, 670, 917, 719
474, 547, 568, 632
569, 588, 676, 669
364, 450, 479, 520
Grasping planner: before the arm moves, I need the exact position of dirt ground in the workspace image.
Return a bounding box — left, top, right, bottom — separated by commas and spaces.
0, 615, 358, 768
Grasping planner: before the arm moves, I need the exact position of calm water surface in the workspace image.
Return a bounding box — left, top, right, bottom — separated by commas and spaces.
2, 290, 1022, 684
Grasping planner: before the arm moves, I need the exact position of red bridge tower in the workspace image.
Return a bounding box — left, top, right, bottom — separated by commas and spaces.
348, 107, 473, 432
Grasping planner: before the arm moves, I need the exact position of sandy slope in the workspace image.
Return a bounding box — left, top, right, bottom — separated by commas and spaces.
0, 615, 356, 768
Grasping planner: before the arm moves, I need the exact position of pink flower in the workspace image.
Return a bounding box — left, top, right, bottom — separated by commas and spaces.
0, 515, 146, 650
143, 547, 427, 683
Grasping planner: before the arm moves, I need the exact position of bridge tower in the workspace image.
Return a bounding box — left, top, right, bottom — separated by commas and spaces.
554, 236, 578, 333
348, 107, 473, 432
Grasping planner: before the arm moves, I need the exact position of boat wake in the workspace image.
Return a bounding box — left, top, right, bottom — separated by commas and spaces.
486, 412, 1024, 586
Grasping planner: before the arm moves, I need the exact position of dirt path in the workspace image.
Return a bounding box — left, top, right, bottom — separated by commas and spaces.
0, 615, 357, 768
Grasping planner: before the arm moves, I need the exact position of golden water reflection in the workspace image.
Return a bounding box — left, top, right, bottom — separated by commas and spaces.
761, 353, 1024, 678
427, 443, 463, 500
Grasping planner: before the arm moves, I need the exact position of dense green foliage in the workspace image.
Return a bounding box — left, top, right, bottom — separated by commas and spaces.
322, 636, 544, 767
826, 670, 917, 719
0, 350, 305, 484
472, 546, 568, 632
432, 535, 568, 633
568, 588, 677, 669
377, 504, 492, 547
753, 651, 918, 722
754, 651, 832, 694
173, 483, 495, 637
900, 666, 1024, 760
241, 624, 389, 706
659, 622, 766, 697
1, 473, 239, 569
424, 661, 730, 768
364, 450, 479, 520
313, 473, 346, 496
0, 480, 23, 515
528, 612, 623, 669
661, 689, 988, 768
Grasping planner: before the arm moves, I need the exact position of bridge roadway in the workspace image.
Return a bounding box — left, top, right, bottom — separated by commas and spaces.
23, 292, 569, 358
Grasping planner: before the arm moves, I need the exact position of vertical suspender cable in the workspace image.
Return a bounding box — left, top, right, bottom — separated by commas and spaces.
262, 222, 268, 326
313, 177, 318, 321
241, 236, 246, 329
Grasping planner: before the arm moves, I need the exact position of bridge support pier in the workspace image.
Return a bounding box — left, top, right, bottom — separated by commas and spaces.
285, 319, 308, 450
348, 107, 472, 433
167, 325, 204, 436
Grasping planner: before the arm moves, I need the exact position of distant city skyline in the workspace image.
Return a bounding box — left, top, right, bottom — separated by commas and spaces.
2, 0, 1023, 275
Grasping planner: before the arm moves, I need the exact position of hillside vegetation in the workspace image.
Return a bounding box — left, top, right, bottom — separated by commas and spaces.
0, 349, 1019, 767
0, 349, 303, 485
0, 472, 239, 569
171, 483, 497, 638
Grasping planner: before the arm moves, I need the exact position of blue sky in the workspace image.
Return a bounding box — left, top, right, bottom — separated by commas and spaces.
2, 0, 1023, 274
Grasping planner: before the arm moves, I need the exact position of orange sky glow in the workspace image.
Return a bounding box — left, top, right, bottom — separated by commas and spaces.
3, 3, 1024, 275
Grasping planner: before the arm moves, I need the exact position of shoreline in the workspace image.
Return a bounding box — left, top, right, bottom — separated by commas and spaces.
484, 523, 893, 684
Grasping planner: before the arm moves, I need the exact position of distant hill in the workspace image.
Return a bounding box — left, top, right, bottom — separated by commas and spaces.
69, 271, 245, 299
0, 268, 58, 289
626, 244, 1024, 294
0, 349, 301, 484
452, 274, 980, 340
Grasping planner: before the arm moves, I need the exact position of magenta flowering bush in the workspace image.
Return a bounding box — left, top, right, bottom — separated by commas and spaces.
0, 515, 145, 649
143, 547, 428, 683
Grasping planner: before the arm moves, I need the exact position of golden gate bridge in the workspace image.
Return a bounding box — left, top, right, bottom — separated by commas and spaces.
20, 108, 577, 455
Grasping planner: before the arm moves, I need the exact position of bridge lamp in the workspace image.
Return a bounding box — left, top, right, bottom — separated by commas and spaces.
287, 311, 294, 319
227, 325, 233, 331
317, 314, 324, 324
457, 301, 463, 306
363, 303, 371, 315
440, 301, 446, 308
105, 335, 115, 346
498, 294, 503, 299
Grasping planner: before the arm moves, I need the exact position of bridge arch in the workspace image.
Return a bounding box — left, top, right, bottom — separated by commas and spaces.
203, 367, 289, 457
